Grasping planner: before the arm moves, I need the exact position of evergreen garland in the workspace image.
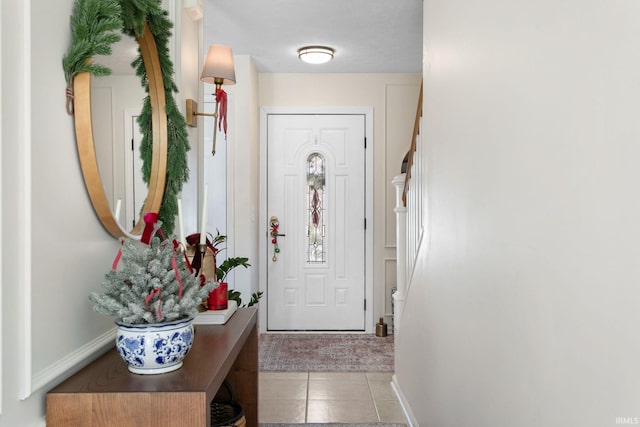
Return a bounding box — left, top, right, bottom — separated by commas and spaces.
63, 0, 190, 236
62, 0, 123, 83
119, 0, 190, 237
89, 236, 215, 324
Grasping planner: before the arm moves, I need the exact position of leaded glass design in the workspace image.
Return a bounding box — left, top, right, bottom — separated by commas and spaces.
306, 153, 326, 263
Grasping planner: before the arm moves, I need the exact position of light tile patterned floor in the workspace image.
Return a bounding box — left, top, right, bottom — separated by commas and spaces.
259, 372, 408, 424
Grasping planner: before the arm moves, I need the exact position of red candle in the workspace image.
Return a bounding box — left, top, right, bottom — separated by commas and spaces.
207, 282, 228, 310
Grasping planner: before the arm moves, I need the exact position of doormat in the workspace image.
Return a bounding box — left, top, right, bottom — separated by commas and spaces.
259, 334, 394, 372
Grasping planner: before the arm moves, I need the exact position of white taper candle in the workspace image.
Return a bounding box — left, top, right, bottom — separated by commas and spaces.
199, 184, 208, 245
177, 197, 186, 250
114, 199, 122, 225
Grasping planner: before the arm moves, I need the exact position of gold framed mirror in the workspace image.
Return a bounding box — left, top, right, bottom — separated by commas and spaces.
65, 0, 190, 238
73, 22, 167, 238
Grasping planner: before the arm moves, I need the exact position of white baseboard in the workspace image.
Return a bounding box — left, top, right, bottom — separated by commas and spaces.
29, 417, 46, 427
392, 373, 418, 427
31, 327, 115, 394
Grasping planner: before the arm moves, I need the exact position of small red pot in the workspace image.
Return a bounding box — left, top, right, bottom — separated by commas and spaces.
207, 282, 228, 310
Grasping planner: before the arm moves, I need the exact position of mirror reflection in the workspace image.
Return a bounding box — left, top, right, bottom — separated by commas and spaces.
91, 34, 146, 230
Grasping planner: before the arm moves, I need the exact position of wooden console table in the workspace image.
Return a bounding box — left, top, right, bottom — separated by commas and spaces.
47, 307, 258, 426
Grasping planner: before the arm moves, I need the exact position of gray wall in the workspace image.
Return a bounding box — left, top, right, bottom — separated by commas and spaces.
396, 0, 640, 425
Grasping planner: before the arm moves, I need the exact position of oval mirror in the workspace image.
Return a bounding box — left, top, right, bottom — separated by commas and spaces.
73, 22, 167, 238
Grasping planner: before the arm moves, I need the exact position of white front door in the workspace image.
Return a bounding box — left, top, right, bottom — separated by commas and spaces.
266, 114, 366, 331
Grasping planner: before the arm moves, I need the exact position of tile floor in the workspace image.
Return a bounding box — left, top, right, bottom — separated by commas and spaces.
259, 371, 408, 424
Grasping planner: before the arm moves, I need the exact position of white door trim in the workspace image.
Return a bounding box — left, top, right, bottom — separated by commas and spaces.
259, 106, 375, 333
123, 108, 137, 230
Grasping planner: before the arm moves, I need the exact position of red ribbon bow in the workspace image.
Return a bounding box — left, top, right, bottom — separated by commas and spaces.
141, 212, 160, 244
145, 288, 163, 318
216, 88, 228, 135
186, 233, 218, 283
111, 213, 185, 315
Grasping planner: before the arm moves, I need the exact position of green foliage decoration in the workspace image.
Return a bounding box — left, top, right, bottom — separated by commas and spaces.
207, 231, 259, 307
217, 257, 251, 283
62, 0, 123, 84
89, 236, 215, 325
63, 0, 190, 236
209, 232, 251, 283
227, 290, 264, 308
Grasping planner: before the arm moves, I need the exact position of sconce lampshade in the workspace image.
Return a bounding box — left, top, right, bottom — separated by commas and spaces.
201, 45, 236, 85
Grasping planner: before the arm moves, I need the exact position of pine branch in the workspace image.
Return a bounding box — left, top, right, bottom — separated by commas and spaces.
62, 0, 123, 83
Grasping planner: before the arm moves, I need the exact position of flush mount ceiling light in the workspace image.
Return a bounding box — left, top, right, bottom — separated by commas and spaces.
297, 46, 335, 64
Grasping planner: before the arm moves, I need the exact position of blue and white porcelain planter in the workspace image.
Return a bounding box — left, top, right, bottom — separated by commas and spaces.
115, 317, 194, 375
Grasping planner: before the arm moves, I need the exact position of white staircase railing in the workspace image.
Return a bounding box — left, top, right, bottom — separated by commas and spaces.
393, 82, 423, 335
392, 175, 407, 334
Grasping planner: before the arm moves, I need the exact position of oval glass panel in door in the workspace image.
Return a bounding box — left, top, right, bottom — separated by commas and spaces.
306, 153, 326, 263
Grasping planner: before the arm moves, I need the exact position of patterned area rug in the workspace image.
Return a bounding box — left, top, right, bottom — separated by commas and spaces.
259, 334, 394, 372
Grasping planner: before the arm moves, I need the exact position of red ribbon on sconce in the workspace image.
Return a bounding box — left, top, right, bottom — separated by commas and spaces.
216, 88, 228, 135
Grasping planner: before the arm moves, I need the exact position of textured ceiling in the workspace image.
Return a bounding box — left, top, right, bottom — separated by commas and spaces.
203, 0, 423, 73
99, 1, 423, 75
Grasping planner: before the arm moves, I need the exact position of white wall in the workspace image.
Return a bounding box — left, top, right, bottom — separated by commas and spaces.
0, 1, 198, 425
223, 56, 260, 304
259, 73, 420, 326
2, 0, 119, 425
396, 1, 640, 426
178, 2, 202, 236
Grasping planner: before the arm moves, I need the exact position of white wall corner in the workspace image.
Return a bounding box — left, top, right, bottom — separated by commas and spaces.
0, 0, 3, 413
18, 0, 33, 402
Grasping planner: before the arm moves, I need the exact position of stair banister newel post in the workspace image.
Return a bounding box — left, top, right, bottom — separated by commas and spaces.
392, 174, 407, 338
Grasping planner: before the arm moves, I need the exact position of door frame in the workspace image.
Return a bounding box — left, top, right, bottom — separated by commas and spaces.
123, 108, 138, 230
259, 106, 375, 333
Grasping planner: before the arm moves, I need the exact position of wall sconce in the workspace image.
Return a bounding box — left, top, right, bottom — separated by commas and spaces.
297, 46, 335, 64
183, 0, 203, 21
186, 44, 236, 155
